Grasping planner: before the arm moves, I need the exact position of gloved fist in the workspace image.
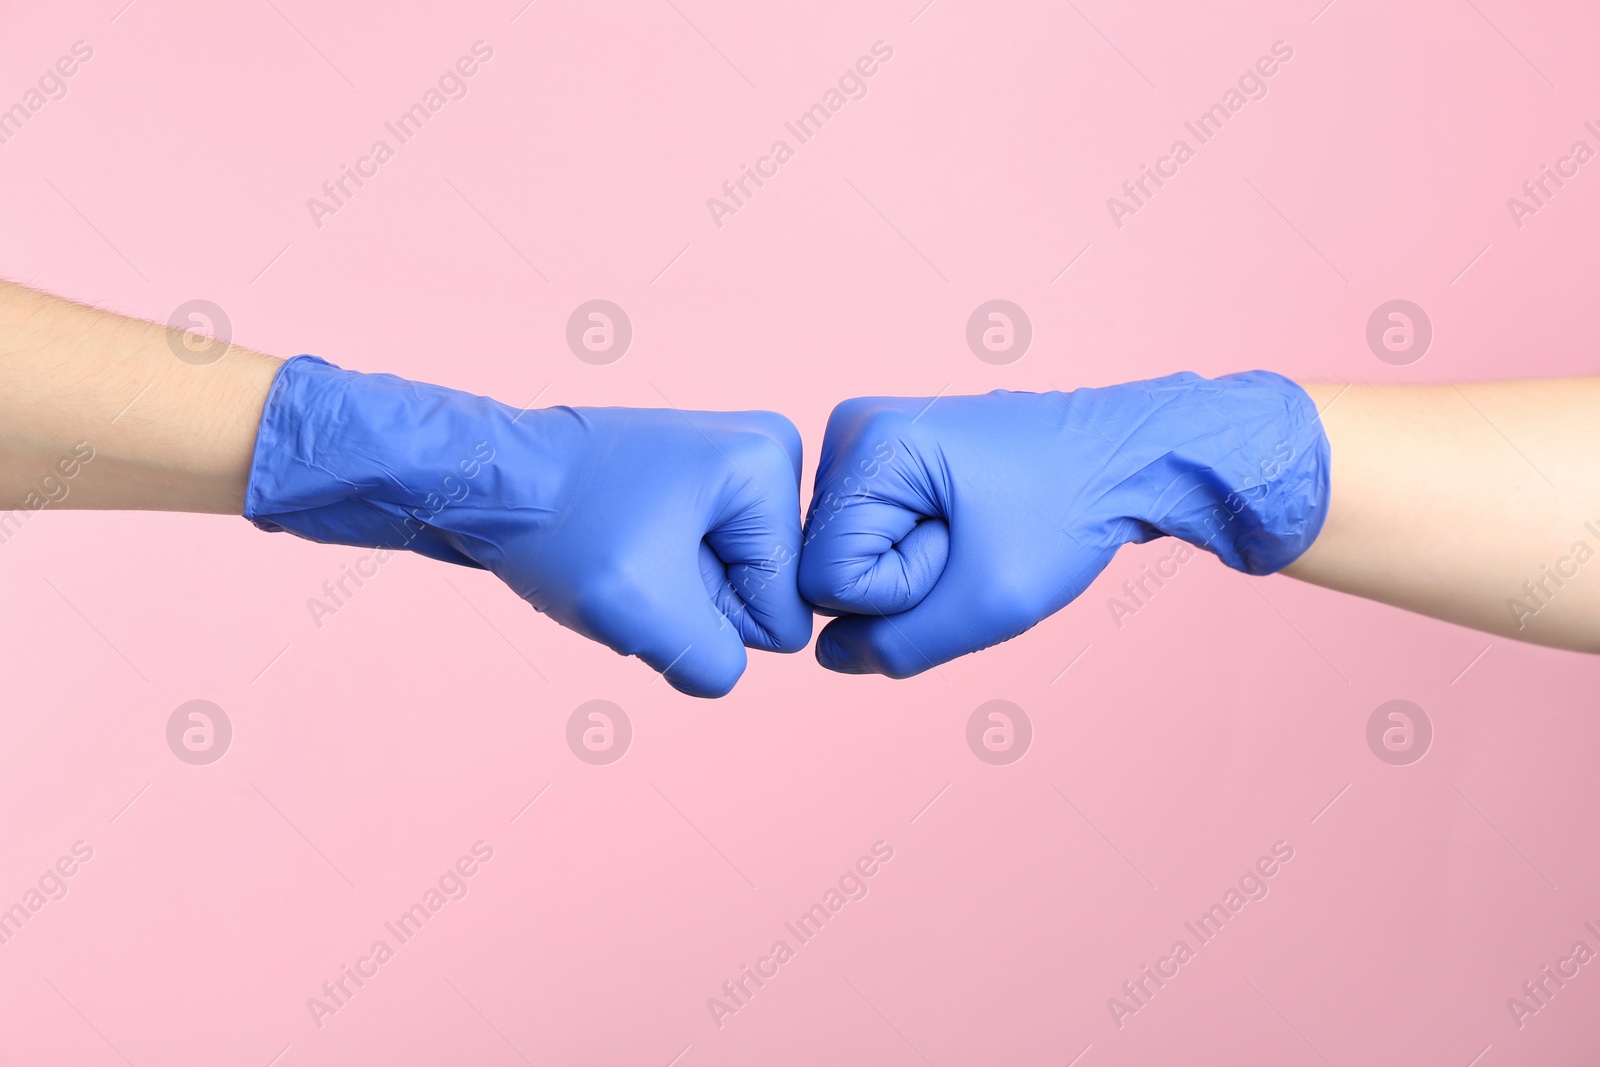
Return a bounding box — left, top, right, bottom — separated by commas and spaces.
245, 357, 811, 697
798, 372, 1330, 677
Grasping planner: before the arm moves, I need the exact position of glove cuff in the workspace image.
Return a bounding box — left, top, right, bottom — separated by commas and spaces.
242, 356, 515, 566
1068, 371, 1330, 575
1141, 370, 1330, 574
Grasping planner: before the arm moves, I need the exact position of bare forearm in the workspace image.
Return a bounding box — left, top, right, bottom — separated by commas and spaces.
1285, 378, 1600, 652
0, 281, 280, 514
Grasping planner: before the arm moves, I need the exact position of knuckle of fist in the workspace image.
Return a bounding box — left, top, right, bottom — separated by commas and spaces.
728, 431, 794, 481
798, 565, 855, 609
756, 411, 802, 447
857, 409, 912, 443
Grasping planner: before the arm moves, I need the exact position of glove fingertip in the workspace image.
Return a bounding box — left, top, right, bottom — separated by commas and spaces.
662, 644, 747, 699
894, 518, 950, 607
815, 616, 905, 676
815, 627, 860, 674
767, 600, 815, 653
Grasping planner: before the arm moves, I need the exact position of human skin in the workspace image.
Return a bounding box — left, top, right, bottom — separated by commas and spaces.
0, 280, 278, 514
1, 279, 1594, 653
1287, 380, 1600, 652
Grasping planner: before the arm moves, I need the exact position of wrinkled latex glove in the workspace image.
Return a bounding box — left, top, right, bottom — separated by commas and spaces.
244, 356, 812, 697
797, 371, 1330, 677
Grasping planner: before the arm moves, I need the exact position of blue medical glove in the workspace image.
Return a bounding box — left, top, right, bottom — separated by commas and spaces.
244, 356, 812, 697
798, 371, 1330, 677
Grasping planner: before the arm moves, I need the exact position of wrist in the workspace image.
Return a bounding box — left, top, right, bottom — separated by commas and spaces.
1076, 371, 1331, 574
242, 357, 543, 563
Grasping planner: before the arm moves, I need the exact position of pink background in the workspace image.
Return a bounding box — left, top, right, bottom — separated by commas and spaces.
3, 0, 1599, 1063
